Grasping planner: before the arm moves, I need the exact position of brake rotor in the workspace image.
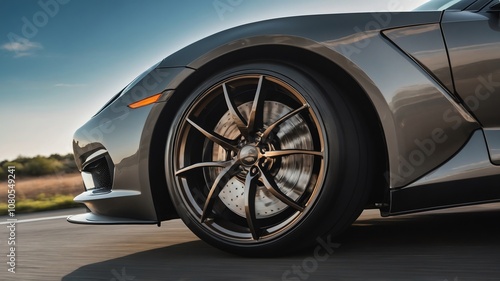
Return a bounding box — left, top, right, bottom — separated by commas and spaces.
208, 101, 314, 219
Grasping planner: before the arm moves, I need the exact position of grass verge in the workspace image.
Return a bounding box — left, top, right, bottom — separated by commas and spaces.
0, 194, 82, 215
0, 173, 84, 215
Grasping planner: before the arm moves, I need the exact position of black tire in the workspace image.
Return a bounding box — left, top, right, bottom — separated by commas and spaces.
165, 61, 373, 256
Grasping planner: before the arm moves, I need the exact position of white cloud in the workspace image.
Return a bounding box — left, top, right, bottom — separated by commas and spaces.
1, 40, 43, 57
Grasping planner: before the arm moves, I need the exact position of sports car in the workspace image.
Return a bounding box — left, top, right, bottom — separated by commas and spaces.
68, 0, 500, 256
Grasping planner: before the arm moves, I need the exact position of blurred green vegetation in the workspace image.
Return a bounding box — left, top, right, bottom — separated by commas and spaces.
0, 194, 80, 215
0, 153, 77, 178
0, 154, 81, 214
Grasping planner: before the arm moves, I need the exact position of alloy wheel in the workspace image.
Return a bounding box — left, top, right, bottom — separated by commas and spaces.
172, 73, 327, 242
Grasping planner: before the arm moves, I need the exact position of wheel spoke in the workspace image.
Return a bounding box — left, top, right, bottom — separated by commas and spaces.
263, 149, 323, 158
261, 104, 309, 142
223, 83, 249, 137
201, 162, 241, 223
247, 76, 267, 134
176, 160, 233, 177
187, 118, 238, 153
258, 166, 305, 212
244, 167, 261, 240
174, 71, 326, 242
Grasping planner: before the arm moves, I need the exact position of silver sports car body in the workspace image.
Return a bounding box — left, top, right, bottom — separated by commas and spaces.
68, 0, 500, 255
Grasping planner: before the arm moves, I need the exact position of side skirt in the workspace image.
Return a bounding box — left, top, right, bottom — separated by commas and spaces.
387, 130, 500, 216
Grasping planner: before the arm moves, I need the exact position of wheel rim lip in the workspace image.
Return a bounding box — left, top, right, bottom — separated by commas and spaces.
172, 72, 328, 243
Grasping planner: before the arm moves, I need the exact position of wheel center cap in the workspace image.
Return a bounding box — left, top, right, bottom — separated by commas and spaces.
239, 145, 259, 166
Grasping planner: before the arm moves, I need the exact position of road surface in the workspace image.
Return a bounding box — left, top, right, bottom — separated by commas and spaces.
1, 203, 500, 280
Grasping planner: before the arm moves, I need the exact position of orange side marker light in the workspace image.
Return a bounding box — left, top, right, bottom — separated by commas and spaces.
128, 93, 162, 109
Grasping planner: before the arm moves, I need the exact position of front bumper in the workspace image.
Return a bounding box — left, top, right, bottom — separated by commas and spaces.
68, 66, 194, 224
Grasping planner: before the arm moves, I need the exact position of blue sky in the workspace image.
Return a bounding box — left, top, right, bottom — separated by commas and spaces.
0, 0, 427, 161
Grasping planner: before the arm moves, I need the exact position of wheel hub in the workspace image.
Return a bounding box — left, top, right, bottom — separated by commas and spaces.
210, 100, 314, 219
239, 145, 259, 166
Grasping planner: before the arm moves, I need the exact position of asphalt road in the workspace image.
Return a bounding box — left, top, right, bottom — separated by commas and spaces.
1, 203, 500, 281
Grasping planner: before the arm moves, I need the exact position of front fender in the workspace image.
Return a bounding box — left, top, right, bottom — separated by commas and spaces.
156, 12, 479, 188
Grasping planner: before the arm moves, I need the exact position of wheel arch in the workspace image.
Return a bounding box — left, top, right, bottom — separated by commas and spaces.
148, 42, 389, 221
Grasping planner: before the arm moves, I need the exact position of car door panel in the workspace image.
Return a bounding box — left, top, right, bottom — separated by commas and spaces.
441, 9, 500, 127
